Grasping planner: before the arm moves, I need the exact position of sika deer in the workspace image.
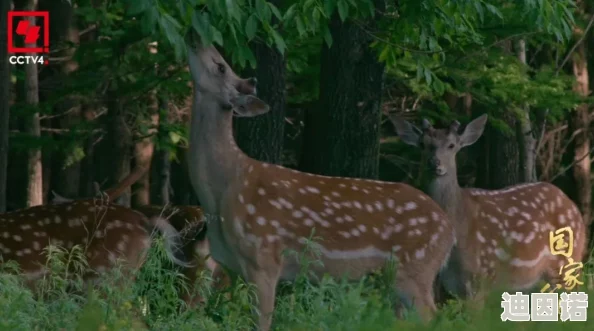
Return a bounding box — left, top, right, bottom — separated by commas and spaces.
390, 114, 588, 300
0, 167, 189, 290
185, 38, 456, 330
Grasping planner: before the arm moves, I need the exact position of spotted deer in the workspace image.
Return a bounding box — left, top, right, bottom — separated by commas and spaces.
52, 189, 228, 305
185, 38, 456, 331
0, 167, 189, 290
390, 114, 589, 301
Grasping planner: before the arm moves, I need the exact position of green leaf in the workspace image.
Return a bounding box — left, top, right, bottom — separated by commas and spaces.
284, 4, 297, 22
485, 4, 503, 19
126, 0, 149, 16
256, 0, 267, 20
296, 16, 306, 37
245, 14, 258, 40
322, 24, 333, 47
337, 0, 348, 22
270, 29, 286, 54
324, 0, 336, 16
268, 2, 282, 20
212, 26, 224, 46
191, 12, 212, 45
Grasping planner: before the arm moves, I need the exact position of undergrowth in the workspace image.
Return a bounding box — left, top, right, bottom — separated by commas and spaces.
0, 237, 593, 331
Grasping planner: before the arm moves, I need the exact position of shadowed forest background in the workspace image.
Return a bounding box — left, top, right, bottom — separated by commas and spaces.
1, 0, 594, 329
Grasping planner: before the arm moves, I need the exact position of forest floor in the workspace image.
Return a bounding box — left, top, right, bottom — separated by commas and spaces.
1, 240, 593, 331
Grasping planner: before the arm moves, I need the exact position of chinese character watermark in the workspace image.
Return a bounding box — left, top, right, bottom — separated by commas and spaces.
501, 292, 588, 322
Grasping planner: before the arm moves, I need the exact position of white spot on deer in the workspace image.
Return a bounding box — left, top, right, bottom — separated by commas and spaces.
16, 251, 23, 256
494, 248, 511, 261
524, 232, 535, 243
373, 227, 380, 234
394, 224, 404, 233
351, 229, 361, 236
256, 217, 267, 226
32, 241, 41, 250
353, 201, 362, 209
335, 216, 344, 223
270, 220, 280, 228
331, 202, 341, 209
431, 212, 440, 221
559, 214, 566, 225
339, 231, 351, 238
339, 183, 346, 188
324, 208, 334, 215
358, 224, 367, 232
44, 218, 51, 225
245, 203, 256, 215
362, 188, 370, 194
351, 185, 359, 191
418, 194, 427, 201
430, 233, 439, 244
520, 212, 532, 220
386, 199, 395, 209
365, 204, 374, 213
409, 218, 418, 226
395, 206, 403, 214
331, 191, 340, 197
415, 249, 425, 260
344, 215, 354, 222
476, 231, 486, 243
404, 202, 417, 210
262, 163, 269, 168
306, 186, 320, 194
374, 201, 384, 211
342, 201, 352, 208
13, 235, 22, 242
20, 224, 31, 230
321, 220, 331, 227
292, 210, 304, 218
304, 219, 314, 226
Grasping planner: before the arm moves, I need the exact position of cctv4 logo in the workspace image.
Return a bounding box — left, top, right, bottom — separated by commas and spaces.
7, 11, 50, 65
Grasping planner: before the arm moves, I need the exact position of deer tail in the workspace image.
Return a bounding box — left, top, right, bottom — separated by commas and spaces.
148, 216, 193, 268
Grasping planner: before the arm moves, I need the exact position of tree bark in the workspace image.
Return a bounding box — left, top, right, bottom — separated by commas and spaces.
103, 93, 132, 207
132, 111, 158, 207
233, 0, 286, 164
299, 1, 386, 179
515, 39, 537, 183
0, 0, 10, 212
24, 0, 43, 207
151, 97, 171, 205
569, 42, 591, 225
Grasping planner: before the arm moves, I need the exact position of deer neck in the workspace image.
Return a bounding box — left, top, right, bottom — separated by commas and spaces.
188, 90, 246, 213
427, 169, 469, 230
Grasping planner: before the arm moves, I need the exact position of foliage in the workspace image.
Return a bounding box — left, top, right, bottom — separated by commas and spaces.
1, 236, 593, 330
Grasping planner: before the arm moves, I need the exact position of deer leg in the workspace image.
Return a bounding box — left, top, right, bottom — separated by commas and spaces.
394, 276, 437, 322
244, 262, 281, 331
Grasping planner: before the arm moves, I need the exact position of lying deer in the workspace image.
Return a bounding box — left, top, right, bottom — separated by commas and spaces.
0, 167, 189, 290
390, 114, 589, 300
185, 37, 456, 330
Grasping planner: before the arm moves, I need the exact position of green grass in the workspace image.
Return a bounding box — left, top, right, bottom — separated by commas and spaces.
1, 240, 593, 331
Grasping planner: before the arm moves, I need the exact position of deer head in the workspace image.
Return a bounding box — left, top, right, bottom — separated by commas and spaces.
187, 37, 269, 117
390, 114, 488, 176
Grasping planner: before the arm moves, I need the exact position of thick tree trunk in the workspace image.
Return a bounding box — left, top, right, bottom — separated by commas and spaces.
299, 1, 386, 179
570, 42, 591, 225
489, 112, 520, 189
233, 0, 286, 164
132, 112, 158, 207
0, 0, 10, 212
151, 97, 171, 205
24, 0, 43, 207
104, 93, 132, 207
515, 39, 537, 183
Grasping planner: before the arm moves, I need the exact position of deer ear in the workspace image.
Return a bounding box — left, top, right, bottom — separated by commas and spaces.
231, 95, 270, 117
388, 114, 422, 147
460, 114, 488, 147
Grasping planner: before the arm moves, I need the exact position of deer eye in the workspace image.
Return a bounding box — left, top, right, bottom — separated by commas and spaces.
448, 143, 455, 149
217, 63, 226, 74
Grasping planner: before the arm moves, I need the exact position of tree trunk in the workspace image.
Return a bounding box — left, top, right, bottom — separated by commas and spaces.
24, 0, 43, 207
151, 97, 171, 205
233, 0, 286, 164
132, 111, 158, 207
515, 39, 537, 183
299, 1, 386, 179
104, 93, 132, 207
0, 0, 10, 212
569, 41, 591, 225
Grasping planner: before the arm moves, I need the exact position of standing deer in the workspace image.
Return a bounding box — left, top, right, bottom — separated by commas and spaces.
0, 166, 189, 290
185, 38, 456, 331
390, 114, 589, 300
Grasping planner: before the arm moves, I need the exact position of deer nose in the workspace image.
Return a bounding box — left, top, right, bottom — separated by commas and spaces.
429, 157, 440, 168
248, 77, 258, 87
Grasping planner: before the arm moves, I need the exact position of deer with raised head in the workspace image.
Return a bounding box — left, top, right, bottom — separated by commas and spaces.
185, 37, 456, 330
390, 114, 589, 300
0, 166, 189, 290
